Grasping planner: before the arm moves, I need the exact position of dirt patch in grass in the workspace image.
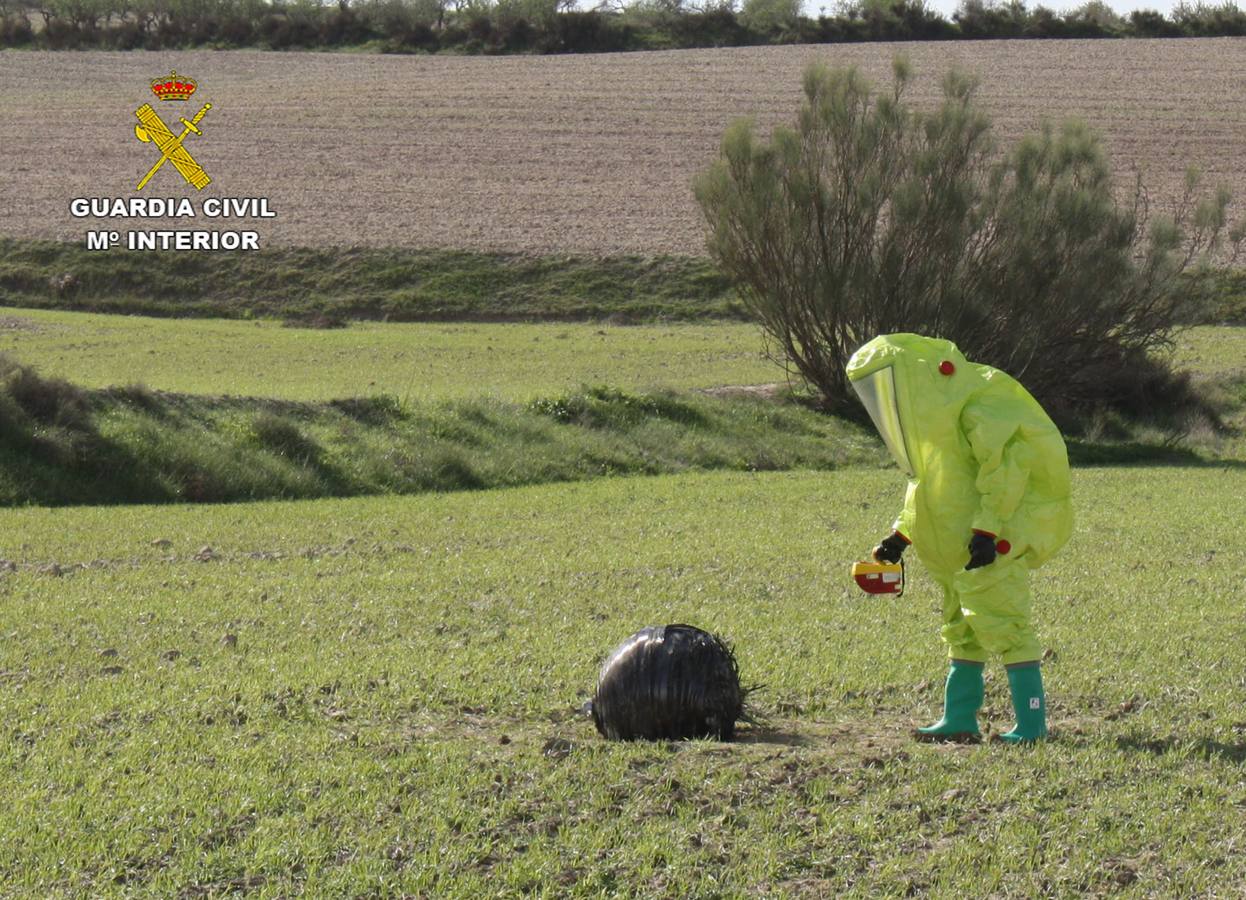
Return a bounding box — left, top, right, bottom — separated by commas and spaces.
392, 709, 960, 769
697, 382, 791, 401
0, 315, 48, 332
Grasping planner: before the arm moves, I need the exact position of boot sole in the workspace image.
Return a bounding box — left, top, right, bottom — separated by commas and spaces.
912, 729, 981, 744
990, 733, 1048, 745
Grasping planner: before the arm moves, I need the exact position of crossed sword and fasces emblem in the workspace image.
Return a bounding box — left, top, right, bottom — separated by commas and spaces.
133, 102, 212, 191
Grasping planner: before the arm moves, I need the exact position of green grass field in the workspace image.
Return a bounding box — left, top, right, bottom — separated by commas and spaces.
3, 242, 1246, 894
2, 469, 1244, 896
0, 307, 779, 402
1171, 324, 1246, 379
2, 307, 1242, 404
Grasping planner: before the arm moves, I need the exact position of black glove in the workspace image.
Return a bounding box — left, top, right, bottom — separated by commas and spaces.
872, 533, 909, 564
965, 532, 997, 570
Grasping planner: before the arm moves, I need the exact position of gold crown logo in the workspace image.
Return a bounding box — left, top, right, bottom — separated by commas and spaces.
150, 70, 196, 102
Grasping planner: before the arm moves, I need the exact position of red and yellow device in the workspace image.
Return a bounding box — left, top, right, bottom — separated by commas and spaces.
851, 560, 904, 595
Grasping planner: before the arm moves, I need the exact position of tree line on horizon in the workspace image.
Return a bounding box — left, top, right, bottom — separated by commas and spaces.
1, 0, 1244, 53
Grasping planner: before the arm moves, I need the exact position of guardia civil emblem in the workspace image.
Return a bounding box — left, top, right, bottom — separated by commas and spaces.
133, 70, 212, 191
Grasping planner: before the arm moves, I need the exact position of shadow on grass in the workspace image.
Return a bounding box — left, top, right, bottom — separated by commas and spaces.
1066, 438, 1246, 469
1114, 733, 1246, 764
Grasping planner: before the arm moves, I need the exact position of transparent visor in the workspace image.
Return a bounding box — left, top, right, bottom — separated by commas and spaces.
851, 366, 915, 476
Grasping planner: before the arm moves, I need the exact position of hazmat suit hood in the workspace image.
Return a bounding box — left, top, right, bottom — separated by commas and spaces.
846, 333, 1072, 573
845, 334, 979, 481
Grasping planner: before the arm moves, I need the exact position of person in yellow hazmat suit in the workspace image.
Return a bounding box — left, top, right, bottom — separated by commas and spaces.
846, 333, 1073, 743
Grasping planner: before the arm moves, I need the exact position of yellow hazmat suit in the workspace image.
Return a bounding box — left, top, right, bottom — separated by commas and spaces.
847, 333, 1073, 744
846, 333, 1072, 664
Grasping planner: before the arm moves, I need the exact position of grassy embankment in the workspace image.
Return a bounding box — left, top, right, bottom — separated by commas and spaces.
1, 469, 1244, 895
2, 311, 1242, 506
1, 240, 1244, 506
4, 238, 1245, 325
0, 356, 879, 505
0, 240, 742, 324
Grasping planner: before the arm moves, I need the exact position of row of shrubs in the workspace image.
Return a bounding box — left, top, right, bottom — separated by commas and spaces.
3, 0, 1244, 53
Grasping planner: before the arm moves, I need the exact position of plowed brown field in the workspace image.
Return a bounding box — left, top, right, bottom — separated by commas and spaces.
1, 39, 1243, 256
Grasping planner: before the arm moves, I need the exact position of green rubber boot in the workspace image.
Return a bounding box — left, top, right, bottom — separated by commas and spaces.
915, 659, 984, 743
997, 662, 1047, 744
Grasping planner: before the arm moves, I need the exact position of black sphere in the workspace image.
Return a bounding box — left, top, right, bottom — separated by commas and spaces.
591, 624, 745, 741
